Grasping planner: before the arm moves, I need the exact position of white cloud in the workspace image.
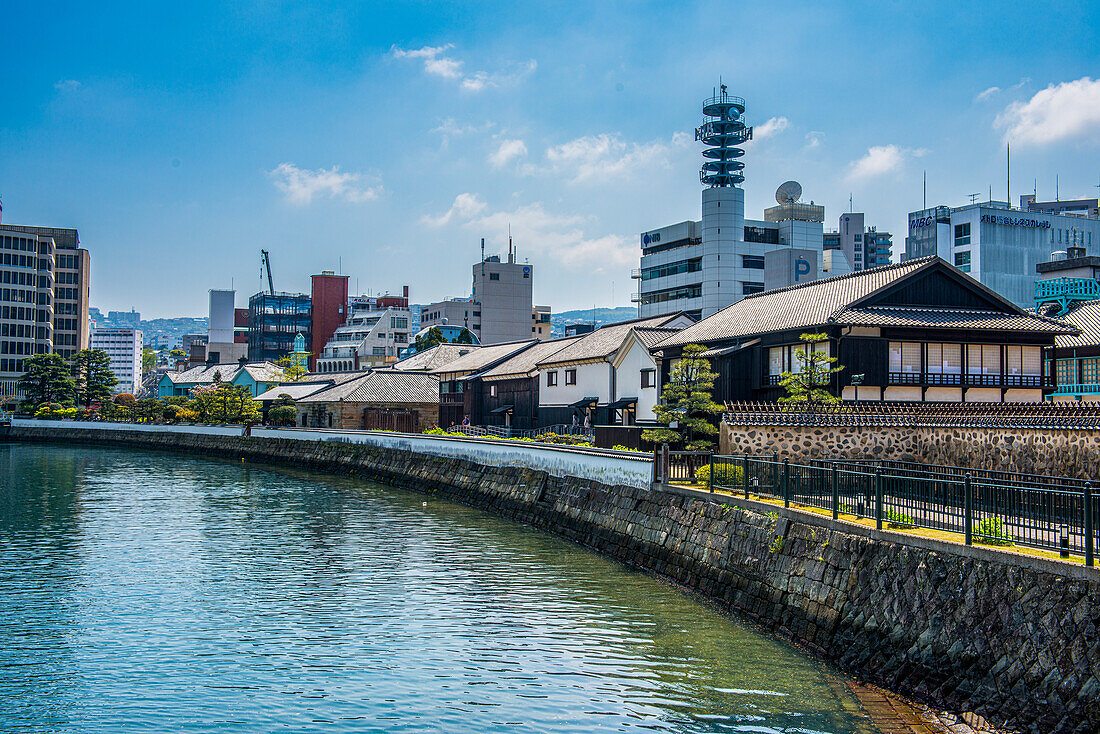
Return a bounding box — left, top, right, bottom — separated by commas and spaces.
805, 131, 824, 149
422, 194, 635, 269
543, 132, 688, 184
753, 116, 789, 140
975, 86, 1001, 102
391, 45, 535, 92
845, 145, 913, 181
54, 79, 82, 92
996, 76, 1100, 146
268, 163, 381, 205
489, 139, 528, 168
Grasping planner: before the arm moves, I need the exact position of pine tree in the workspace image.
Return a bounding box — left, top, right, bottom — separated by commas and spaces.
642, 343, 722, 451
20, 354, 77, 407
777, 332, 844, 411
70, 349, 118, 407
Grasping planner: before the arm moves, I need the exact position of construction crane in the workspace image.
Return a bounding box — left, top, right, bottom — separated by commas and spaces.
260, 249, 275, 295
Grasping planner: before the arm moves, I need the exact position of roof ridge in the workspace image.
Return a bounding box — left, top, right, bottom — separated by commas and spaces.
743, 256, 933, 301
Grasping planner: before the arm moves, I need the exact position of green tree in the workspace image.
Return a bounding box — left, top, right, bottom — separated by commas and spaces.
777, 332, 844, 411
19, 354, 76, 407
70, 349, 118, 407
191, 383, 258, 424
413, 326, 447, 352
642, 343, 722, 451
142, 348, 157, 374
456, 327, 476, 344
169, 348, 187, 359
277, 354, 310, 382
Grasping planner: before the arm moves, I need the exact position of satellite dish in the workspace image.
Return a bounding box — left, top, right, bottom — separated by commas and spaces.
775, 180, 803, 205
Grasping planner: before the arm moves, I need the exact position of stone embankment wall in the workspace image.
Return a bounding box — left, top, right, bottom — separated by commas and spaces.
721, 422, 1100, 479
10, 424, 1100, 734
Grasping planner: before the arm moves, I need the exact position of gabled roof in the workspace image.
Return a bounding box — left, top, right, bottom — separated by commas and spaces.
656, 257, 1072, 348
298, 370, 438, 404
238, 363, 286, 383
391, 343, 480, 372
303, 370, 369, 385
478, 337, 582, 379
538, 314, 688, 367
166, 363, 243, 385
254, 381, 334, 401
429, 340, 536, 376
1053, 300, 1100, 348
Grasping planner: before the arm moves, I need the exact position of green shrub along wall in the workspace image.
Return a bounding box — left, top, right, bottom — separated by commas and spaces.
9, 425, 1100, 734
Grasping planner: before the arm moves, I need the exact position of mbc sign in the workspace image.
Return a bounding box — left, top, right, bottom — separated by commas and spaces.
641, 232, 662, 245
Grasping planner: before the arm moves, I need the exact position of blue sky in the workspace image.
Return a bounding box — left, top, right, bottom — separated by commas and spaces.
3, 1, 1099, 317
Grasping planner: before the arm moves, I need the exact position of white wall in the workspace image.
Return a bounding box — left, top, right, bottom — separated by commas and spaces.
613, 338, 660, 421
539, 362, 610, 407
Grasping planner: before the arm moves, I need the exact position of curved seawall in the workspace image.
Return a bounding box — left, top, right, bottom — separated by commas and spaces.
8, 422, 1099, 734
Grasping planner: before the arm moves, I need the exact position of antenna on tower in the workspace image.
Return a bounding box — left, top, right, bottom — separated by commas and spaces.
481, 238, 485, 278
968, 193, 981, 204
1007, 143, 1011, 207
849, 193, 853, 213
1056, 174, 1060, 201
923, 170, 927, 209
508, 223, 514, 264
696, 83, 750, 188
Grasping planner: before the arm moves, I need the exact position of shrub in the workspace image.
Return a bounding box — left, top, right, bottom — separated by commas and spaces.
694, 462, 744, 487
269, 405, 297, 427
611, 444, 640, 452
886, 509, 915, 529
162, 404, 182, 423
176, 408, 199, 423
533, 432, 593, 447
976, 516, 1013, 546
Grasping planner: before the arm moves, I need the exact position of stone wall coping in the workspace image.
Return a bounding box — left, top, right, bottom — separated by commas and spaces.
665, 483, 1100, 582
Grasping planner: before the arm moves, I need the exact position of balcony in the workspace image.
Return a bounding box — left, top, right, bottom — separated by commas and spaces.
888, 372, 1049, 388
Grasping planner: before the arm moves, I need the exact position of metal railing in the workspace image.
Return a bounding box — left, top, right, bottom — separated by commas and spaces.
706, 454, 1097, 564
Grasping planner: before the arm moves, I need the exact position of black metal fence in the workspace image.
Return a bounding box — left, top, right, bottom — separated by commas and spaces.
706, 454, 1097, 565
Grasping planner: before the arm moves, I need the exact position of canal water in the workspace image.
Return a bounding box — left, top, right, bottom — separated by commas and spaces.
0, 444, 875, 733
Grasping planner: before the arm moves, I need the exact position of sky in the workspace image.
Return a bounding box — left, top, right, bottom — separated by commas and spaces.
2, 1, 1100, 318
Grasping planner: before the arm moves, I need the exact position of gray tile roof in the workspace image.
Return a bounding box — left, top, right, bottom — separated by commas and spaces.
168, 363, 242, 384
254, 382, 334, 401
391, 343, 481, 372
656, 257, 1070, 348
1054, 301, 1100, 348
298, 370, 439, 404
241, 363, 287, 383
428, 340, 536, 376
538, 315, 687, 367
478, 337, 582, 379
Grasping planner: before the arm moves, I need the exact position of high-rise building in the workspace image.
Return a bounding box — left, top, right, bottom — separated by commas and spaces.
247, 292, 311, 363
309, 271, 350, 370
206, 289, 247, 364
0, 220, 90, 361
823, 213, 892, 271
90, 327, 142, 396
633, 89, 826, 320
421, 242, 545, 345
905, 196, 1100, 307
0, 226, 55, 398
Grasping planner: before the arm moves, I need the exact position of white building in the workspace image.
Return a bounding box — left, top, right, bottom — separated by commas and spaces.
905, 196, 1100, 308
91, 328, 143, 395
315, 296, 412, 372
206, 288, 247, 364
634, 90, 825, 321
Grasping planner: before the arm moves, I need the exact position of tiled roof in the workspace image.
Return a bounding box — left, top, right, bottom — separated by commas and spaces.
254, 382, 333, 401
392, 343, 480, 372
655, 257, 1069, 348
1054, 301, 1100, 348
298, 370, 438, 404
833, 306, 1072, 332
538, 315, 687, 366
241, 363, 286, 383
428, 340, 536, 376
168, 363, 242, 385
478, 337, 581, 379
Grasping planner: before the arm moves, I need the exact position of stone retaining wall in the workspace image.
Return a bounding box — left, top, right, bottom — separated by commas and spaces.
721, 422, 1100, 479
9, 425, 1099, 734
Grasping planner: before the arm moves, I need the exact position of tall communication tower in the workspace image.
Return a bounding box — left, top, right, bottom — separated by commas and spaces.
696, 84, 753, 188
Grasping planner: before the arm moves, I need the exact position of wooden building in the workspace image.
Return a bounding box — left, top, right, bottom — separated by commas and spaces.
292, 370, 440, 431
462, 337, 580, 430
428, 341, 536, 428
653, 257, 1074, 403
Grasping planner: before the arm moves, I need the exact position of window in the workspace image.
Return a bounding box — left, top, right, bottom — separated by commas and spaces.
489, 273, 500, 281
954, 222, 971, 246
1005, 345, 1041, 376
1056, 358, 1077, 386
741, 255, 765, 269
954, 250, 971, 272
641, 369, 656, 388
967, 344, 1001, 375
639, 258, 702, 281
926, 343, 962, 374
565, 369, 577, 385
1083, 358, 1100, 386
490, 384, 497, 397
372, 347, 386, 356
742, 282, 765, 295
390, 317, 408, 329
768, 346, 788, 376
889, 342, 921, 373
546, 371, 557, 386
792, 341, 829, 374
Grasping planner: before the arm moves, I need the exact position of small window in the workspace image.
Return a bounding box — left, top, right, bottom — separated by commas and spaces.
742, 282, 765, 295
741, 255, 765, 269
565, 369, 577, 385
489, 273, 500, 281
954, 251, 971, 272
641, 369, 656, 388
546, 371, 558, 386
490, 384, 497, 397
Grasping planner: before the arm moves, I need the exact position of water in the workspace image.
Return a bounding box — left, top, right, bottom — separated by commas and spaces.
0, 444, 874, 733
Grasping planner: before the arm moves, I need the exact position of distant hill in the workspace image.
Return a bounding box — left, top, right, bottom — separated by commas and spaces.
550, 307, 638, 336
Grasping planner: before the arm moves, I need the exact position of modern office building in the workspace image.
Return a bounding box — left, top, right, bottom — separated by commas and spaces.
905, 196, 1100, 308
315, 291, 413, 372
633, 90, 826, 320
421, 242, 546, 345
309, 271, 350, 370
823, 213, 892, 271
1034, 246, 1100, 402
0, 226, 55, 399
206, 289, 246, 364
90, 327, 142, 396
0, 220, 90, 361
247, 292, 311, 363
